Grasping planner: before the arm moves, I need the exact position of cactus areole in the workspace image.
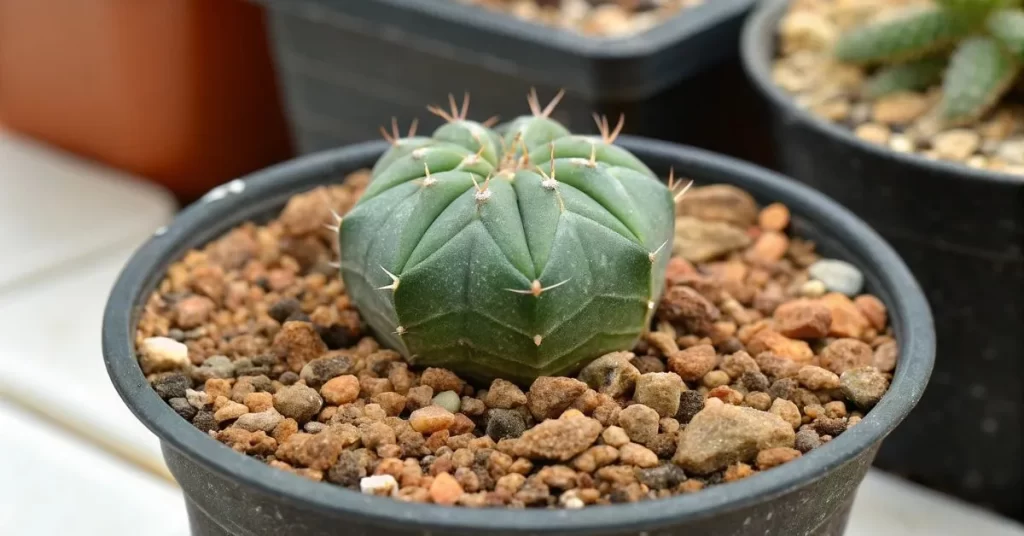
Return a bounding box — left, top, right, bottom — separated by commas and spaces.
337, 92, 676, 384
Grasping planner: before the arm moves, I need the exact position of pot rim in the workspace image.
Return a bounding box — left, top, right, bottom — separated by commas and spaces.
102, 137, 934, 533
740, 0, 1024, 188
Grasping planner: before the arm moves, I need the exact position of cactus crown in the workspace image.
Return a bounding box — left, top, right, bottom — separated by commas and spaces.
835, 0, 1024, 126
336, 91, 677, 384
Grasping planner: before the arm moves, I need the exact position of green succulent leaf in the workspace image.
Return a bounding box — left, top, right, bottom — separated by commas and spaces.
863, 56, 947, 98
340, 108, 675, 384
834, 6, 972, 64
939, 36, 1020, 125
988, 8, 1024, 58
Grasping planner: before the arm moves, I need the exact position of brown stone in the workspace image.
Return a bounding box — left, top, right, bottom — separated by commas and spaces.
773, 299, 832, 339
527, 377, 587, 421
673, 400, 795, 474
820, 338, 874, 375
667, 344, 718, 382
747, 329, 813, 362
512, 416, 602, 462
272, 321, 328, 373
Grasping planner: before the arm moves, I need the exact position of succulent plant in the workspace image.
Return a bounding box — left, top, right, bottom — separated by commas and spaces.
835, 0, 1024, 125
334, 91, 677, 384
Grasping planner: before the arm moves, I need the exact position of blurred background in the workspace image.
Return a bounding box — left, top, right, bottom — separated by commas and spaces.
0, 0, 1021, 534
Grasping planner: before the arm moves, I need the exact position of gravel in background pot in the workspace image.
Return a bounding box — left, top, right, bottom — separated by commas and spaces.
741, 0, 1024, 520
104, 137, 933, 535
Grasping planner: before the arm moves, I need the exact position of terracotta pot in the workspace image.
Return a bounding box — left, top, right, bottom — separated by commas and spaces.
0, 0, 294, 200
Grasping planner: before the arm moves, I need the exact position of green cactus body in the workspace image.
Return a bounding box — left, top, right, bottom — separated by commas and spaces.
338, 95, 675, 384
988, 8, 1024, 57
939, 36, 1020, 124
834, 6, 972, 64
863, 56, 948, 98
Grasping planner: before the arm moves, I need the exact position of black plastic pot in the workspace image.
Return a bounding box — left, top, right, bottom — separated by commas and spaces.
251, 0, 777, 167
741, 0, 1024, 520
104, 138, 933, 535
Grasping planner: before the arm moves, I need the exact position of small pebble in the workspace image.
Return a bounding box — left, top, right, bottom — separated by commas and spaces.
667, 344, 718, 382
360, 474, 399, 497
577, 352, 640, 398
528, 377, 588, 421
800, 279, 827, 298
797, 366, 840, 391
618, 404, 660, 445
299, 354, 353, 387
192, 410, 217, 433
512, 416, 602, 462
794, 429, 822, 453
486, 409, 527, 441
169, 397, 197, 421
192, 355, 234, 382
933, 129, 981, 161
601, 426, 630, 448
633, 373, 684, 418
813, 417, 848, 437
320, 375, 360, 405
840, 366, 889, 409
430, 472, 464, 505
484, 379, 527, 409
619, 443, 659, 468
152, 373, 191, 400
432, 391, 462, 414
409, 405, 455, 434
808, 259, 863, 297
676, 391, 705, 424
235, 409, 284, 433
636, 463, 687, 490
273, 384, 323, 422
673, 401, 795, 474
139, 337, 190, 375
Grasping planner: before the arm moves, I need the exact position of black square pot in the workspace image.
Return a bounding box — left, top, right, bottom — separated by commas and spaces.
741, 0, 1024, 520
251, 0, 777, 167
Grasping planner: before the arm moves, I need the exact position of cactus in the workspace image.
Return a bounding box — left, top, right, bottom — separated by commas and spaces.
835, 1, 1024, 126
336, 91, 676, 384
862, 56, 947, 98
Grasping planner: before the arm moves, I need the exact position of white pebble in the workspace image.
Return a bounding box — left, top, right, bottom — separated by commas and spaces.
808, 259, 863, 297
432, 390, 462, 414
800, 279, 827, 298
360, 474, 399, 497
139, 337, 190, 375
564, 496, 585, 509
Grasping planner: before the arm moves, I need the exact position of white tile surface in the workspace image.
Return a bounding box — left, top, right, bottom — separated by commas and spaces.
0, 400, 189, 536
0, 248, 171, 477
0, 131, 176, 293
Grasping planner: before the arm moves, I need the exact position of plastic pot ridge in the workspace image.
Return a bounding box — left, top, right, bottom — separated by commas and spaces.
103, 137, 934, 535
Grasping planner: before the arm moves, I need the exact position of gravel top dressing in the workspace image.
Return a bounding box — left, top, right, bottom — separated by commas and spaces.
455, 0, 707, 37
134, 160, 899, 509
772, 0, 1024, 177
